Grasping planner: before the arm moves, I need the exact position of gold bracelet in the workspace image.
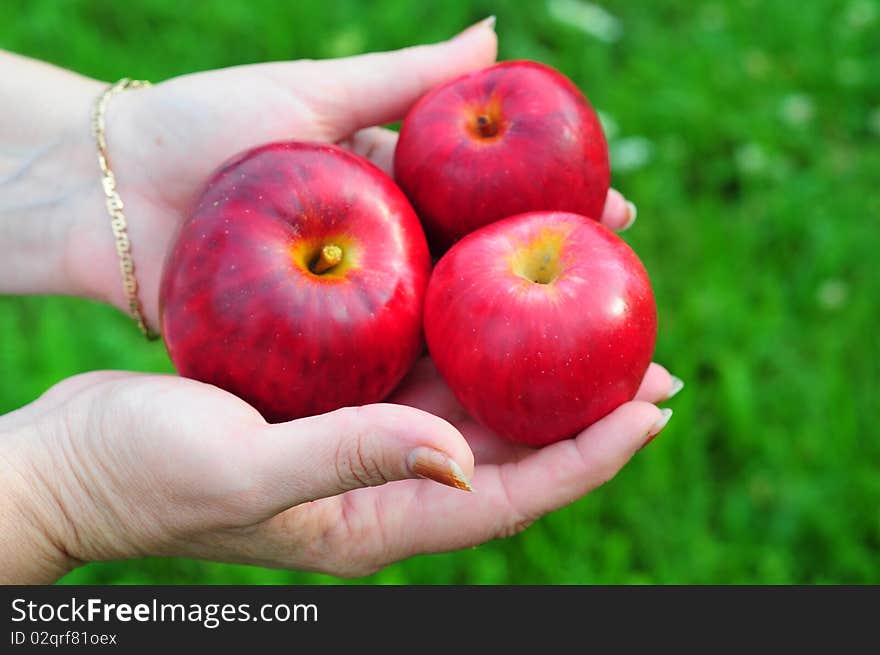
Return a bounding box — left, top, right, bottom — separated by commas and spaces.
90, 78, 159, 341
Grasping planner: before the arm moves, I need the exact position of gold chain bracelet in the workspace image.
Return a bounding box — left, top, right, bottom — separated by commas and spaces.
90, 78, 159, 341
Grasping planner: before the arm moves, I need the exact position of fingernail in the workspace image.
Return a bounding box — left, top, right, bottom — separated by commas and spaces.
408, 447, 473, 491
640, 408, 673, 450
621, 201, 638, 231
666, 375, 685, 400
457, 15, 497, 38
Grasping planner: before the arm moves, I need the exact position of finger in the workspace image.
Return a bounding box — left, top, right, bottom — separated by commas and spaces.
635, 363, 683, 403
391, 360, 680, 462
337, 127, 398, 176
437, 402, 670, 547
600, 188, 637, 231
462, 364, 680, 465
355, 401, 672, 563
306, 17, 497, 136
248, 403, 475, 516
503, 401, 671, 519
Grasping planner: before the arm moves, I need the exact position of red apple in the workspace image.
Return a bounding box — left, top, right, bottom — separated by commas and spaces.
424, 211, 656, 447
160, 142, 431, 422
394, 60, 610, 251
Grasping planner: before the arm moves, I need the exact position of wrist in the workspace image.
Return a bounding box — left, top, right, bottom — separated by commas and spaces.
65, 79, 167, 329
0, 52, 161, 329
82, 80, 162, 338
0, 419, 82, 583
0, 51, 105, 300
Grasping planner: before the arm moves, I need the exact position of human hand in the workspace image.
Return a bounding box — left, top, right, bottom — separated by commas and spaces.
0, 19, 666, 585
0, 357, 675, 583
65, 20, 637, 329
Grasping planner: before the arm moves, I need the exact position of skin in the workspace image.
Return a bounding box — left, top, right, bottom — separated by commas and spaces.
0, 20, 678, 583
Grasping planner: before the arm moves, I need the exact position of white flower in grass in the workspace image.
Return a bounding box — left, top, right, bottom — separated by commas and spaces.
744, 50, 770, 79
816, 279, 849, 311
780, 94, 815, 127
846, 0, 877, 28
735, 143, 769, 176
868, 107, 880, 137
610, 137, 653, 173
547, 0, 622, 43
596, 110, 618, 140
327, 26, 365, 57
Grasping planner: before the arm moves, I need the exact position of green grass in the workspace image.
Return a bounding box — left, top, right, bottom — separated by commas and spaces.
2, 0, 878, 584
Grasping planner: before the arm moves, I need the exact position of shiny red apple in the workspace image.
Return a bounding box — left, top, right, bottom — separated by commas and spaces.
424, 211, 656, 446
394, 60, 610, 251
160, 142, 431, 422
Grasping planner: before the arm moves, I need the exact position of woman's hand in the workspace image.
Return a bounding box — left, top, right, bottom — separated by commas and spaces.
0, 21, 664, 585
0, 20, 636, 327
66, 20, 500, 327
0, 359, 676, 583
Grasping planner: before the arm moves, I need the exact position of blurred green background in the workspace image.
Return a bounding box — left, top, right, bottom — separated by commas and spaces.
1, 0, 878, 584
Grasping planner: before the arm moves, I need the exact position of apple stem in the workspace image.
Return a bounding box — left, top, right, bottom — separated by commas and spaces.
310, 244, 343, 274
476, 115, 498, 138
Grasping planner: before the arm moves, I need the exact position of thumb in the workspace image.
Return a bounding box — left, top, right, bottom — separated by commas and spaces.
302, 17, 497, 136
248, 404, 475, 514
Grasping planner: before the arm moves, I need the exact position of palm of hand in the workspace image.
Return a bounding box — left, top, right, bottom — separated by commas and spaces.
241, 359, 670, 576
82, 29, 499, 326
41, 356, 670, 576
90, 63, 395, 327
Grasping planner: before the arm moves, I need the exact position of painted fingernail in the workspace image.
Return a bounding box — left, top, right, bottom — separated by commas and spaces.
640, 408, 673, 450
666, 375, 685, 400
457, 15, 497, 38
408, 447, 473, 491
621, 201, 638, 231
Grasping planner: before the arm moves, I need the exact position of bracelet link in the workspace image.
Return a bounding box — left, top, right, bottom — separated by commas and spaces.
91, 78, 159, 341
